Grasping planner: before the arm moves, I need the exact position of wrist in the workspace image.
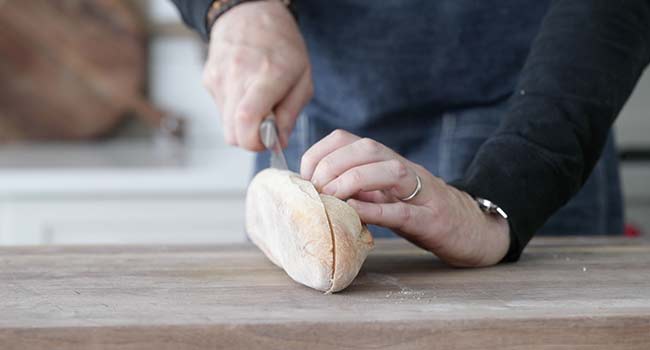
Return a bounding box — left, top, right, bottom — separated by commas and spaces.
206, 0, 293, 35
473, 195, 510, 264
439, 186, 510, 267
480, 211, 510, 265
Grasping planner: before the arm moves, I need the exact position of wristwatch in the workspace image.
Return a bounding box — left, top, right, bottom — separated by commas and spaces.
475, 197, 508, 219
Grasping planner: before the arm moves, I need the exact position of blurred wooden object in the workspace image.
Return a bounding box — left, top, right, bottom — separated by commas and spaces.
0, 0, 164, 143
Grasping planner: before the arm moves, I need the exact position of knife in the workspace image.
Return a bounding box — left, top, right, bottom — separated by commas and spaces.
259, 114, 289, 170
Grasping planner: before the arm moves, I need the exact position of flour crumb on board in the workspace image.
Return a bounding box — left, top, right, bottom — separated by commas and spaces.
366, 273, 426, 301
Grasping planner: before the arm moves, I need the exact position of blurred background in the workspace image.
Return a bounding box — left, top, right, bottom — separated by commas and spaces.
0, 0, 647, 246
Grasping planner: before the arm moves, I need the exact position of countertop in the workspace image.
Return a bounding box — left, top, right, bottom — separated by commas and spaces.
1, 237, 649, 349
0, 141, 254, 196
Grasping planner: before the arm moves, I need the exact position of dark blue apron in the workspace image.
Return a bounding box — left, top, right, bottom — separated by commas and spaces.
254, 0, 624, 237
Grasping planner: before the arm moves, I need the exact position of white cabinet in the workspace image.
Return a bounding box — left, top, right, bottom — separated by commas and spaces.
0, 142, 254, 246
0, 195, 246, 245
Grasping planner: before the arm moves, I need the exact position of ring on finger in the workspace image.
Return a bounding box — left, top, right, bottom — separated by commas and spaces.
400, 174, 422, 202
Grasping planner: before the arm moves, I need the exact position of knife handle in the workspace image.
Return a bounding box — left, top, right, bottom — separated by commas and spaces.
259, 114, 280, 150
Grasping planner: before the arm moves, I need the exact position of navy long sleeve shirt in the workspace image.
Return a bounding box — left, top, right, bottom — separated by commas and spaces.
171, 0, 650, 261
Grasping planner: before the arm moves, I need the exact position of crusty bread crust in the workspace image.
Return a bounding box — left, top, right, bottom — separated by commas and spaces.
246, 169, 374, 293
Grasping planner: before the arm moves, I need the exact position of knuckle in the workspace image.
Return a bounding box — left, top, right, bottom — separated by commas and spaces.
236, 108, 257, 124
259, 55, 284, 76
345, 169, 364, 190
349, 169, 363, 184
397, 204, 412, 223
237, 113, 255, 125
231, 49, 248, 67
375, 203, 384, 219
329, 129, 349, 142
358, 137, 381, 155
390, 160, 408, 180
318, 158, 334, 177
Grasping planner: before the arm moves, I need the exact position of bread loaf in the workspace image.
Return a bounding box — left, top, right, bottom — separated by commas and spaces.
246, 169, 374, 293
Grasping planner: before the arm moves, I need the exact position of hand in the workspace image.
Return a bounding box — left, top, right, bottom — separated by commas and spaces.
300, 130, 510, 267
203, 0, 313, 150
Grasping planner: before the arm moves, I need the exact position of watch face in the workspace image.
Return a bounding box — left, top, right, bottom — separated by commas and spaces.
477, 198, 490, 210
475, 197, 508, 219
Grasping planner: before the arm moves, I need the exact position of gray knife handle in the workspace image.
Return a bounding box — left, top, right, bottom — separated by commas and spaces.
260, 115, 279, 150
259, 114, 289, 170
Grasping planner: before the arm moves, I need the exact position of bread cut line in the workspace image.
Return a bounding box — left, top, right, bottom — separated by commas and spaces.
246, 169, 374, 293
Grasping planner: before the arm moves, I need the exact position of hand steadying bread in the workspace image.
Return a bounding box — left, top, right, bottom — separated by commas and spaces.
246, 129, 511, 292
246, 168, 374, 293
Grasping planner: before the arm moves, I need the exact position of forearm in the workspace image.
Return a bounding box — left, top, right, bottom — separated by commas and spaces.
451, 0, 650, 261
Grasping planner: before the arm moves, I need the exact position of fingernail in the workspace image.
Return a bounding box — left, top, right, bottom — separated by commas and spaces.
322, 182, 337, 195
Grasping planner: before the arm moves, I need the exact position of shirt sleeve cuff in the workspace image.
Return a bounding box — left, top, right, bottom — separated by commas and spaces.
173, 0, 215, 41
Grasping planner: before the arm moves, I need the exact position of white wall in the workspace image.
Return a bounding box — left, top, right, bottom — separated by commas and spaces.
147, 0, 223, 145
616, 68, 650, 148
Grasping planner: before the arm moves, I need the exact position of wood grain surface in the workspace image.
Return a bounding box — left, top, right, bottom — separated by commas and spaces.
1, 237, 649, 349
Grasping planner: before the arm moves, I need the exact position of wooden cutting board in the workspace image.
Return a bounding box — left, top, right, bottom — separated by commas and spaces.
0, 237, 649, 349
0, 0, 159, 143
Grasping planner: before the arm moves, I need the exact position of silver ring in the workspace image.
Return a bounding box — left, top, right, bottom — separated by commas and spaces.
400, 174, 422, 201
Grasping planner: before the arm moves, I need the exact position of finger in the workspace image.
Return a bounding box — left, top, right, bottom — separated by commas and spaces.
221, 80, 245, 146
203, 66, 237, 145
222, 102, 238, 146
300, 129, 360, 181
322, 160, 419, 200
274, 69, 313, 148
235, 74, 295, 151
351, 190, 393, 204
347, 199, 429, 237
310, 137, 394, 190
205, 86, 236, 146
